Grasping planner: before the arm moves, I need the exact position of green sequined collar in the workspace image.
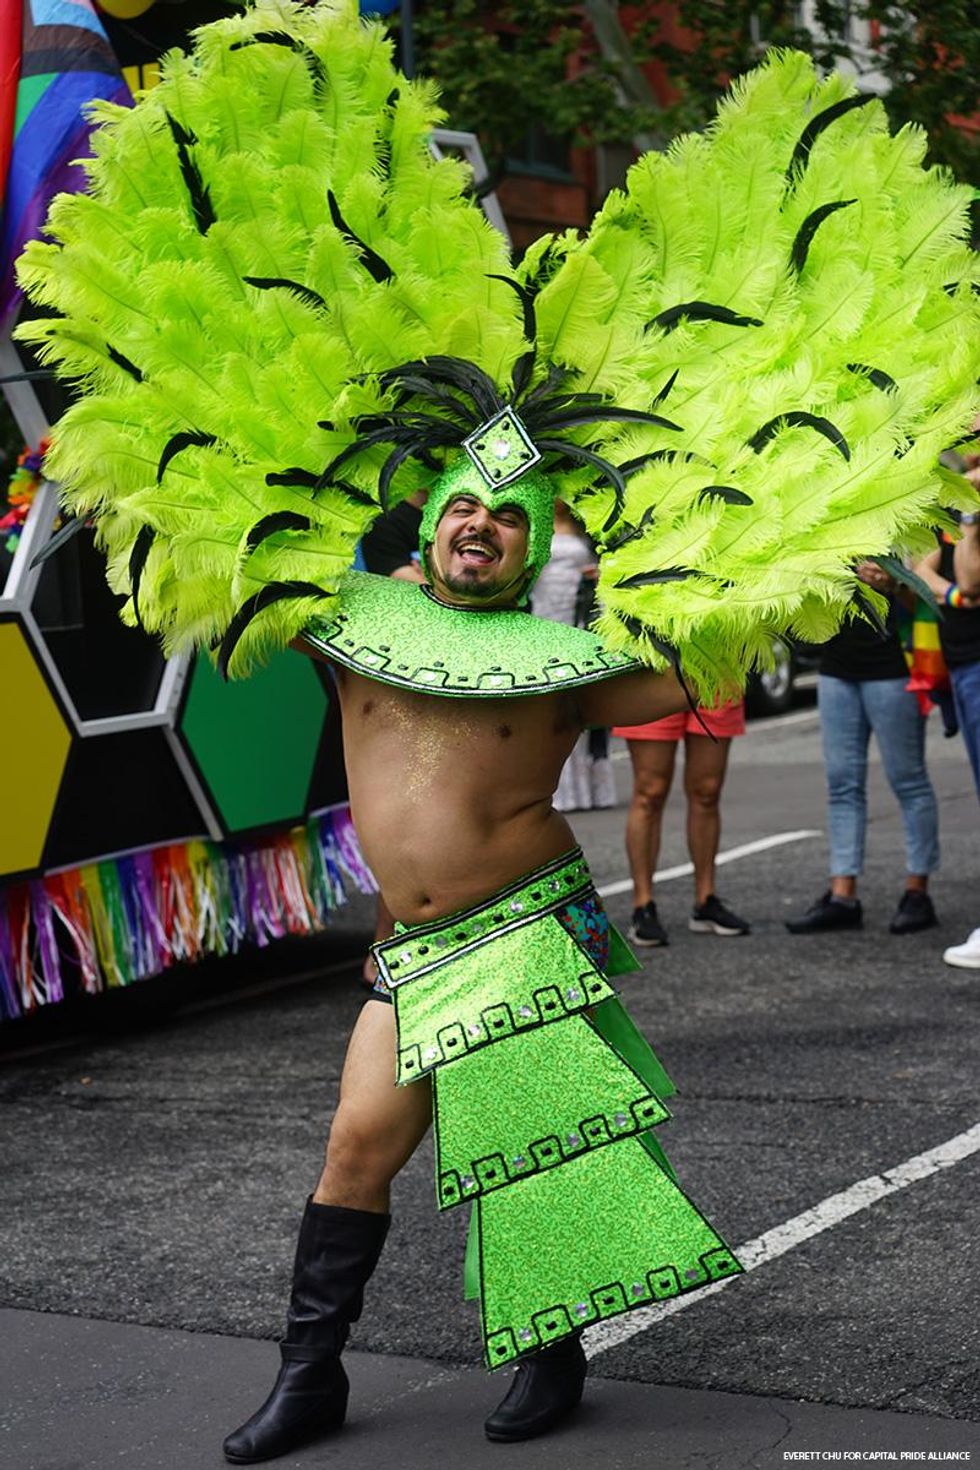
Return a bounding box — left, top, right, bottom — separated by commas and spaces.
302, 572, 639, 698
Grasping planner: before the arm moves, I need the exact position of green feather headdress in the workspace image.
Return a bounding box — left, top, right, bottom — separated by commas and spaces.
11, 0, 979, 690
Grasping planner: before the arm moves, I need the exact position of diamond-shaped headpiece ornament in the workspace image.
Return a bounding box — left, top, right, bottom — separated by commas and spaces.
462, 406, 543, 489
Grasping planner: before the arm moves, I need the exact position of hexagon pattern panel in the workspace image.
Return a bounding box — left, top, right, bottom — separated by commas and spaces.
178, 649, 330, 835
0, 619, 71, 876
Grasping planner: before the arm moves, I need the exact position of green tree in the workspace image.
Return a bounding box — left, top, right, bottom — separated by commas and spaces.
407, 1, 660, 177
407, 1, 978, 187
639, 1, 979, 184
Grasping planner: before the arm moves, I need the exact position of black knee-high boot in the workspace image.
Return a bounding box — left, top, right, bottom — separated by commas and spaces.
483, 1331, 587, 1442
223, 1199, 390, 1465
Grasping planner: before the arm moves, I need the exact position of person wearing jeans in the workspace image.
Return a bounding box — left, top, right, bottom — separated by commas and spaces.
787, 562, 940, 936
915, 494, 980, 969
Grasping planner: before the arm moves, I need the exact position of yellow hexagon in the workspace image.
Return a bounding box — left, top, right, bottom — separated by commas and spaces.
0, 621, 72, 877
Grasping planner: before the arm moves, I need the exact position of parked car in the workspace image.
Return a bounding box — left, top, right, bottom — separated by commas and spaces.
746, 636, 821, 717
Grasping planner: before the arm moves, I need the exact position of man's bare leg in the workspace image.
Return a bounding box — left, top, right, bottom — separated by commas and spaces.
624, 739, 678, 908
315, 998, 432, 1211
683, 734, 732, 905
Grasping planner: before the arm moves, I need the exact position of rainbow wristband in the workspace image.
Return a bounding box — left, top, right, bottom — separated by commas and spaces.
946, 584, 964, 609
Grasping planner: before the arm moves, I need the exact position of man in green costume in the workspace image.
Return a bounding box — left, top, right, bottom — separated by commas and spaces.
223, 455, 741, 1464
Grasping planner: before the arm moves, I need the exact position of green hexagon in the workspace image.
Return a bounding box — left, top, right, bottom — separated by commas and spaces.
0, 620, 72, 877
179, 649, 329, 834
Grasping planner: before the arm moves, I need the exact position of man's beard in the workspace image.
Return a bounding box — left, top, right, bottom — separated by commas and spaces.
439, 565, 518, 600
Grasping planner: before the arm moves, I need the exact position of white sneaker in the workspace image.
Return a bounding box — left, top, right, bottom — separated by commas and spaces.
943, 927, 980, 969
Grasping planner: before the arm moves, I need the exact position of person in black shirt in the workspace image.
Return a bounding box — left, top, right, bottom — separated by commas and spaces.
358, 493, 426, 583
915, 486, 980, 969
787, 561, 940, 936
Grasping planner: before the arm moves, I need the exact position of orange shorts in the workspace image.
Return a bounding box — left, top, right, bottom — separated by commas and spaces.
613, 700, 746, 741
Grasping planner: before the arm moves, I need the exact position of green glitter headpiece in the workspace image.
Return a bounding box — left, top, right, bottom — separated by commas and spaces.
320, 341, 679, 602
418, 436, 556, 587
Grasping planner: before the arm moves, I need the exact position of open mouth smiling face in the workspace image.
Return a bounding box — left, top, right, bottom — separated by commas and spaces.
429, 495, 531, 605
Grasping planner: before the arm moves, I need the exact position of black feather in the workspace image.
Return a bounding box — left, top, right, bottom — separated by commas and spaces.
29, 516, 86, 569
853, 584, 889, 638
535, 439, 626, 533
327, 189, 394, 284
486, 274, 537, 347
847, 363, 898, 393
379, 356, 503, 419
603, 505, 656, 551
528, 405, 683, 435
785, 93, 876, 186
157, 431, 219, 483
128, 525, 155, 630
245, 512, 312, 554
265, 468, 320, 490
229, 31, 326, 87
651, 369, 679, 408
748, 411, 850, 461
318, 478, 378, 509
790, 199, 856, 274
871, 554, 942, 615
650, 301, 763, 333
618, 448, 710, 474
377, 442, 423, 512
385, 88, 400, 108
519, 362, 567, 410
218, 581, 328, 680
165, 112, 215, 235
511, 348, 537, 403
388, 376, 479, 428
697, 484, 753, 506
319, 425, 457, 487
106, 344, 144, 381
243, 276, 328, 311
614, 565, 703, 589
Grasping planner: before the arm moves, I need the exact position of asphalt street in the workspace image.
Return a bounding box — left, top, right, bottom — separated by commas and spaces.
2, 697, 980, 1470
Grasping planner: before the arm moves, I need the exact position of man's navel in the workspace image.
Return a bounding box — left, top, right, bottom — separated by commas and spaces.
496, 723, 513, 740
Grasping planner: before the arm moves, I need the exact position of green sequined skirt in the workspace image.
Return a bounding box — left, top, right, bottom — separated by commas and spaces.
373, 849, 741, 1368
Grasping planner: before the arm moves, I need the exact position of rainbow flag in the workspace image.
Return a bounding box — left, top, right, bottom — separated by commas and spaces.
0, 0, 130, 328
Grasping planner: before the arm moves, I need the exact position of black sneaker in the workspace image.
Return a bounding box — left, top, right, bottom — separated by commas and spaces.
889, 890, 938, 935
689, 895, 750, 936
785, 891, 862, 934
630, 901, 669, 947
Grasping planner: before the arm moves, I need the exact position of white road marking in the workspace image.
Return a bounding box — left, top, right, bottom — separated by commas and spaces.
757, 706, 820, 729
584, 1120, 980, 1359
595, 829, 821, 899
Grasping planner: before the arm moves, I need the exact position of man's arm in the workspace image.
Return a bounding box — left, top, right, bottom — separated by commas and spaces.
913, 542, 980, 606
576, 666, 686, 729
953, 519, 980, 598
911, 546, 946, 599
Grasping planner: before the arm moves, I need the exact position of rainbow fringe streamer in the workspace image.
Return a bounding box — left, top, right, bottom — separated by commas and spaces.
0, 806, 376, 1021
0, 439, 49, 553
